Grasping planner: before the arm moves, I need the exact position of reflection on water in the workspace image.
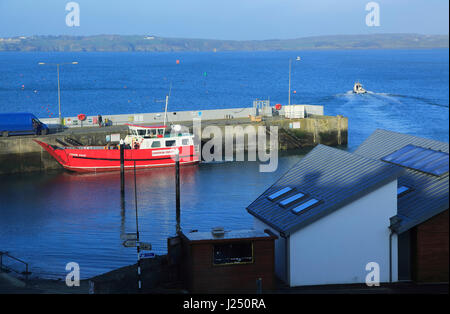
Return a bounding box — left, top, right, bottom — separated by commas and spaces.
0, 155, 301, 279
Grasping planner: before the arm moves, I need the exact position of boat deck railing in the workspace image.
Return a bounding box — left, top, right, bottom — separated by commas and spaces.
61, 146, 107, 150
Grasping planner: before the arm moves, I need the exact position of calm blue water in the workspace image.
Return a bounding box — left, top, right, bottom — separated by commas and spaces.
0, 49, 448, 147
0, 49, 448, 279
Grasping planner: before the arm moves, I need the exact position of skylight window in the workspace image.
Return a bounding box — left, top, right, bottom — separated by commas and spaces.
267, 187, 292, 201
279, 193, 305, 207
397, 185, 411, 197
291, 198, 320, 214
381, 144, 449, 177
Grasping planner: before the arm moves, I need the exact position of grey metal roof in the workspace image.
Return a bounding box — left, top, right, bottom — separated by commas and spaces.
183, 229, 272, 242
354, 129, 449, 233
246, 144, 404, 235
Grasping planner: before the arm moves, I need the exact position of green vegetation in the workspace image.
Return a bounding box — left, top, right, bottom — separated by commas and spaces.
0, 34, 448, 52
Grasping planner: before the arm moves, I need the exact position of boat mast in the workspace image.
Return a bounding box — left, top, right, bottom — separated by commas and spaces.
163, 95, 169, 128
163, 83, 172, 136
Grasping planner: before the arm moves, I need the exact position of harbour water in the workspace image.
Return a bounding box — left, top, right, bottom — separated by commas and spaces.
0, 49, 448, 279
0, 155, 301, 278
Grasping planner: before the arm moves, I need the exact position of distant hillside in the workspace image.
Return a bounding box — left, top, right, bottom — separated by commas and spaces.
0, 34, 448, 52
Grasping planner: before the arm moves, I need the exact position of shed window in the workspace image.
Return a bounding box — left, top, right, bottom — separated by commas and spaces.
213, 242, 253, 265
182, 139, 189, 146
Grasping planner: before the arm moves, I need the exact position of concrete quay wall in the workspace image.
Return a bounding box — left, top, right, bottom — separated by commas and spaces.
0, 114, 347, 175
39, 105, 324, 128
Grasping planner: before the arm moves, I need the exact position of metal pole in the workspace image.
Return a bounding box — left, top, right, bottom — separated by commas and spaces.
165, 83, 172, 131
134, 161, 142, 292
256, 277, 262, 294
175, 151, 181, 235
120, 141, 125, 195
38, 62, 77, 126
57, 64, 62, 125
288, 59, 291, 106
389, 230, 393, 283
120, 192, 126, 241
163, 95, 169, 134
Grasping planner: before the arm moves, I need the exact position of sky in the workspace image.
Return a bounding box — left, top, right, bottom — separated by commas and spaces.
0, 0, 448, 40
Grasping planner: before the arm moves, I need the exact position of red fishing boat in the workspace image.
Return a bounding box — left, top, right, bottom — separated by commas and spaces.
34, 124, 200, 173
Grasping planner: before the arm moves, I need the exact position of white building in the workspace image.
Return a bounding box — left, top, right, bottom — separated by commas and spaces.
247, 144, 403, 287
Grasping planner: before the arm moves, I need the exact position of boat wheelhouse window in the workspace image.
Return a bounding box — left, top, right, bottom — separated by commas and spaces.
149, 129, 157, 137
151, 141, 161, 148
267, 187, 292, 201
213, 242, 253, 265
158, 129, 165, 136
138, 130, 146, 136
165, 140, 176, 147
182, 139, 189, 146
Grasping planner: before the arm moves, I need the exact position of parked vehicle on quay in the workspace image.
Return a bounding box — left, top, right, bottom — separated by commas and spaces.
0, 113, 49, 137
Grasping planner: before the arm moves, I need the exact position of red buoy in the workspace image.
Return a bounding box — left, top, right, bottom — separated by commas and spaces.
275, 103, 282, 110
77, 114, 86, 121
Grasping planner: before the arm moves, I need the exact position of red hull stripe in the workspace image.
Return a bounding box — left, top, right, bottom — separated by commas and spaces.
71, 154, 196, 162
64, 160, 197, 169
62, 160, 198, 172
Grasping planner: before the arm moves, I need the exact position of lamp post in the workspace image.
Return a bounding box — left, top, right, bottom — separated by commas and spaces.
288, 57, 301, 106
288, 59, 291, 106
38, 61, 78, 125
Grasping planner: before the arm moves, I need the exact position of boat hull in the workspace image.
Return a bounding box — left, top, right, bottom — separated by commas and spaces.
34, 140, 199, 173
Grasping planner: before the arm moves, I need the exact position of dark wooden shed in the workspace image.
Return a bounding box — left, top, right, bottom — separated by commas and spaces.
175, 229, 277, 293
411, 209, 448, 282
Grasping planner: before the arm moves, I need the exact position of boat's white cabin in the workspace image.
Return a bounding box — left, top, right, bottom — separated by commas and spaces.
353, 82, 366, 93
139, 134, 194, 149
124, 124, 195, 149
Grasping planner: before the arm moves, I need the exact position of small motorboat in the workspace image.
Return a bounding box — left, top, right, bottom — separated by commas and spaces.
353, 82, 367, 94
